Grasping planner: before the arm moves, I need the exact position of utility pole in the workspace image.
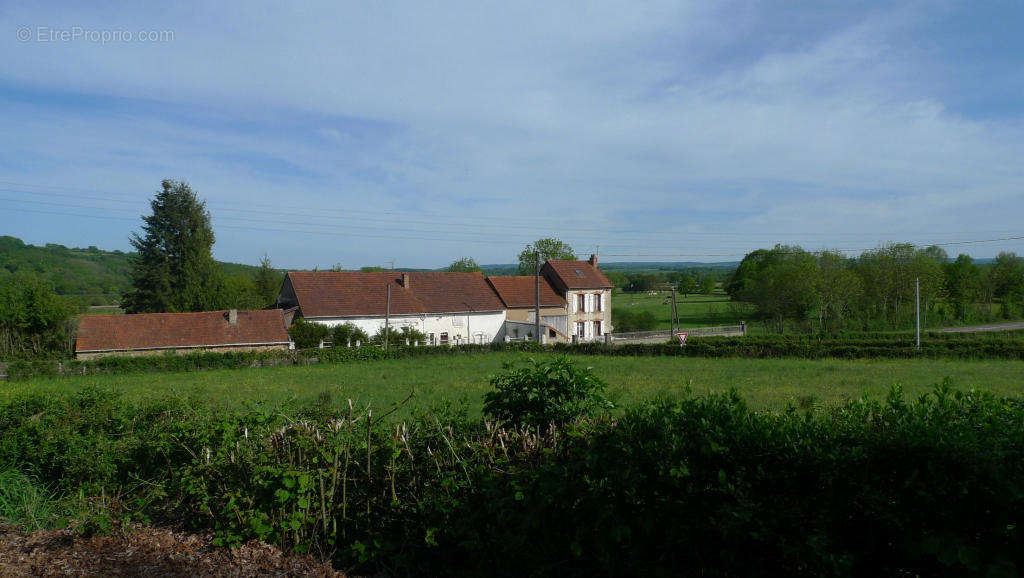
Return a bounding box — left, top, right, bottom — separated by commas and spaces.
534, 252, 542, 344
384, 283, 391, 352
669, 286, 678, 335
915, 277, 920, 351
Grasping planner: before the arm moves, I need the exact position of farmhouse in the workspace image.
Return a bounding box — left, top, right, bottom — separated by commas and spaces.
541, 254, 614, 341
74, 309, 292, 360
278, 270, 507, 345
485, 275, 570, 342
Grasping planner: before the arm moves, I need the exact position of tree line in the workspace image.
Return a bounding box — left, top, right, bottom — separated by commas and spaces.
0, 181, 284, 359
726, 243, 1024, 333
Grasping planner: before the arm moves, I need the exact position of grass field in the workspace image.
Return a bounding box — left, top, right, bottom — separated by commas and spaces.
613, 290, 754, 330
8, 353, 1023, 415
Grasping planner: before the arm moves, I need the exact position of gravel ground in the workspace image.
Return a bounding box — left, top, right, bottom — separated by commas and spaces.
933, 321, 1024, 333
0, 524, 343, 577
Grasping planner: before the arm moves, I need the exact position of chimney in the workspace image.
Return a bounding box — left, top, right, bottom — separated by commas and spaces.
227, 309, 238, 326
401, 272, 410, 288
589, 254, 597, 266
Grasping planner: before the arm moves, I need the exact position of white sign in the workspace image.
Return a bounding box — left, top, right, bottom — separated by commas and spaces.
676, 332, 688, 345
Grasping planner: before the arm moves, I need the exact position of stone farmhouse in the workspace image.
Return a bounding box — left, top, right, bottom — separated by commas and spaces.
74, 309, 291, 359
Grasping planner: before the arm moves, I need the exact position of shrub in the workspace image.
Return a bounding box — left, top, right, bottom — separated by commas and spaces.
288, 318, 329, 349
372, 325, 428, 346
330, 322, 369, 347
0, 384, 1023, 575
483, 357, 611, 430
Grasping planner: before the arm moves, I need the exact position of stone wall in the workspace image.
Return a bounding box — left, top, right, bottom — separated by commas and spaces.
75, 343, 290, 360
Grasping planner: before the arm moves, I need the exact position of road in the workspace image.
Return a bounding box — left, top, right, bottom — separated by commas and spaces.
933, 321, 1024, 333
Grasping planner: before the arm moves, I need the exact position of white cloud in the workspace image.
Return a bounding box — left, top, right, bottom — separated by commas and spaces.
1, 1, 1022, 265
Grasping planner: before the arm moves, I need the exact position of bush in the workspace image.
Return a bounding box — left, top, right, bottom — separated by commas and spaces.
288, 318, 329, 349
330, 322, 369, 346
371, 325, 428, 346
483, 357, 611, 430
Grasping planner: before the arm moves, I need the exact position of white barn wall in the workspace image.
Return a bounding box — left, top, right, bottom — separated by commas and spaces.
307, 311, 507, 345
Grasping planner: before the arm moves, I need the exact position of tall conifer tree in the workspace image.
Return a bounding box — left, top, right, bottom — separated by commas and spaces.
254, 254, 283, 307
121, 180, 223, 313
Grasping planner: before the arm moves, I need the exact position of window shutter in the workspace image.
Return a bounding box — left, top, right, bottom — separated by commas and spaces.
599, 292, 604, 312
570, 293, 576, 313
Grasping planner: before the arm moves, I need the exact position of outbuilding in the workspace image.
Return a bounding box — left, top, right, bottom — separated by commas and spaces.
74, 309, 292, 359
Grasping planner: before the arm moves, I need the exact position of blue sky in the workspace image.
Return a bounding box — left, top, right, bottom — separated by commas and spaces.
2, 1, 1023, 268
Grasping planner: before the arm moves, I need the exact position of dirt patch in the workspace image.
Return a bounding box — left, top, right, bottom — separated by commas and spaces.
0, 524, 344, 577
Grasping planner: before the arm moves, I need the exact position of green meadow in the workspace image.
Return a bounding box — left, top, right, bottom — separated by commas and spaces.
613, 290, 755, 330
8, 353, 1023, 415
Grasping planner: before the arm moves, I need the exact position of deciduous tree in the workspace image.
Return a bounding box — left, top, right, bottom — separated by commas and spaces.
447, 257, 482, 272
518, 238, 575, 275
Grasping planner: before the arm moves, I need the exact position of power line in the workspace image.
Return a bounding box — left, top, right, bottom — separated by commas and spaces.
0, 197, 577, 244
3, 180, 1023, 259
2, 189, 1017, 251
0, 194, 898, 249
0, 205, 584, 246
0, 181, 631, 234
6, 180, 1020, 242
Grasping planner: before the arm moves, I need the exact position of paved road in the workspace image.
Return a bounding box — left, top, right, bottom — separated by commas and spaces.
933, 322, 1024, 333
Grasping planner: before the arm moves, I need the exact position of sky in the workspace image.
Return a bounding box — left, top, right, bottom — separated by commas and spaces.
1, 1, 1023, 269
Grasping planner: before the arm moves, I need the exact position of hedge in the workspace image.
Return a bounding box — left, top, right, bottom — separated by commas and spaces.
0, 384, 1022, 576
7, 333, 1024, 380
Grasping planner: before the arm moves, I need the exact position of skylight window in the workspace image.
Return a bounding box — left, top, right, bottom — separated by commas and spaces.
574, 269, 585, 278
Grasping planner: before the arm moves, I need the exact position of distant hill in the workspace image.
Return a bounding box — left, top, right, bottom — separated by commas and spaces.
0, 235, 743, 305
479, 261, 739, 276
0, 236, 261, 306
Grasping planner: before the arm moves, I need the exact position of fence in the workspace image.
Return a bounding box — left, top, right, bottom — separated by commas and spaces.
608, 323, 747, 345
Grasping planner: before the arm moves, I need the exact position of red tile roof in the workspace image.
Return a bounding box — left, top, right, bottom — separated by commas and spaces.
75, 310, 291, 353
543, 260, 614, 290
284, 271, 506, 318
486, 276, 566, 308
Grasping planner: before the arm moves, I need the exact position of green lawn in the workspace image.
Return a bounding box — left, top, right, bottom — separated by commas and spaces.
613, 290, 754, 330
8, 353, 1023, 416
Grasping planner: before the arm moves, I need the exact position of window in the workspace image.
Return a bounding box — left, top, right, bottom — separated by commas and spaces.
593, 321, 602, 336
440, 332, 449, 345
575, 321, 586, 337
594, 292, 603, 312
577, 293, 586, 313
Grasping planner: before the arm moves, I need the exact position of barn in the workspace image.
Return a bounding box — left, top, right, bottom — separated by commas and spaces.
74, 309, 292, 359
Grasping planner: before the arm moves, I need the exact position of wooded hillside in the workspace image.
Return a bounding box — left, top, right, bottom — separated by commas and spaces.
0, 236, 261, 306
